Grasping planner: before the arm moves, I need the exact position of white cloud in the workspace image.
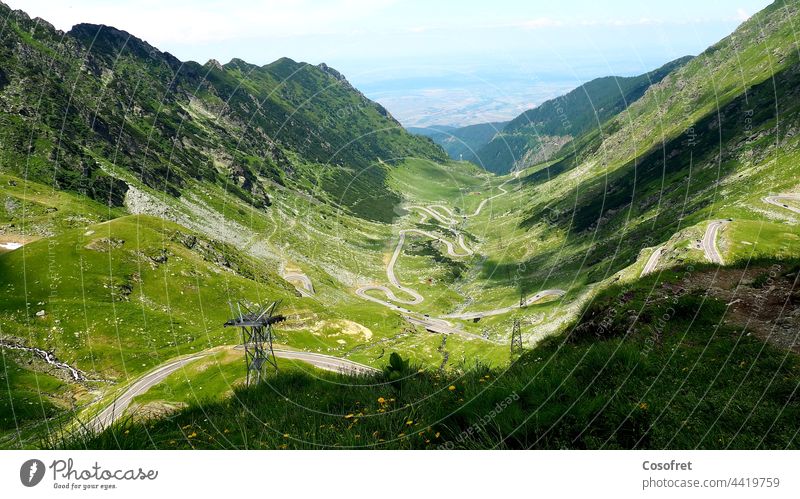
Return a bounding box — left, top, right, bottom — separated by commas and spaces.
517, 18, 564, 29
736, 8, 751, 21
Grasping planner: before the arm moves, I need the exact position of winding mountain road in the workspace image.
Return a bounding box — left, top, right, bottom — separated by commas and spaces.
702, 220, 728, 264
356, 173, 565, 336
467, 179, 511, 217
87, 351, 213, 432
284, 271, 315, 297
440, 289, 566, 320
87, 347, 377, 432
764, 193, 800, 216
269, 349, 378, 376
410, 175, 512, 226
401, 228, 473, 258
404, 315, 493, 341
358, 228, 474, 308
641, 247, 665, 277
409, 205, 457, 226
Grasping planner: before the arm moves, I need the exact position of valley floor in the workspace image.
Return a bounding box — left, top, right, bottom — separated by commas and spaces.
3, 154, 800, 449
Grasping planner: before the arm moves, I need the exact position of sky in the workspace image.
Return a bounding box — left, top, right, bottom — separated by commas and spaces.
4, 0, 774, 126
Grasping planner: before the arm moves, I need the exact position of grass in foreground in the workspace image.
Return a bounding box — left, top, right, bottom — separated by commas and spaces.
60, 261, 800, 449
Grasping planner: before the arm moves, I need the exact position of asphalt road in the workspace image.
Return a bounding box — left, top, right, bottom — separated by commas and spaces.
354, 287, 483, 341
358, 176, 510, 310
355, 285, 418, 309
87, 348, 378, 432
284, 271, 315, 297
355, 227, 472, 308
702, 220, 728, 264
399, 228, 473, 258
269, 349, 378, 376
403, 315, 493, 341
467, 178, 512, 217
440, 289, 566, 320
408, 205, 456, 226
641, 247, 665, 276
764, 194, 800, 216
355, 172, 564, 335
87, 351, 213, 432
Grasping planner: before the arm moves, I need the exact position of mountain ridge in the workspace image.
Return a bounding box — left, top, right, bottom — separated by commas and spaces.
471, 56, 693, 173
0, 4, 446, 221
1, 0, 800, 450
408, 121, 508, 161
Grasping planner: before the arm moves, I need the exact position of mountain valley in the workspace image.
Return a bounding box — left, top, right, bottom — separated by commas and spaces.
1, 0, 799, 450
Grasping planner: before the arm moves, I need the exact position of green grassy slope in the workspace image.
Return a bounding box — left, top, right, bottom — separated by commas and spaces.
4, 0, 800, 451
0, 352, 70, 440
473, 57, 692, 173
0, 214, 293, 380
503, 0, 800, 292
0, 6, 445, 222
67, 261, 800, 449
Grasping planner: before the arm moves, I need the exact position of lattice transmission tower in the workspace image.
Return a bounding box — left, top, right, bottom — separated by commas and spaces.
224, 301, 286, 385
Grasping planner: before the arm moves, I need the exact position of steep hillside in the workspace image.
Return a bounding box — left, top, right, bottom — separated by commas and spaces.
409, 121, 507, 161
515, 0, 800, 280
69, 261, 800, 449
474, 57, 692, 173
3, 0, 800, 451
0, 5, 445, 222
452, 0, 800, 307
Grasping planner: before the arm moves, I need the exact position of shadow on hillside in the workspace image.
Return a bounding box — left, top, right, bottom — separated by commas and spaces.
519, 63, 800, 236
